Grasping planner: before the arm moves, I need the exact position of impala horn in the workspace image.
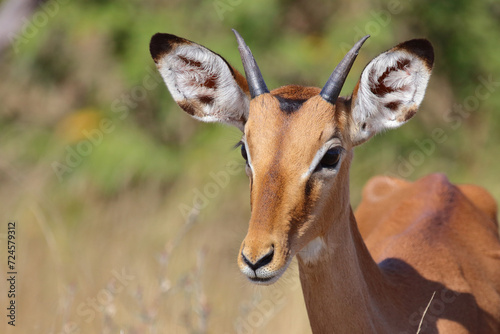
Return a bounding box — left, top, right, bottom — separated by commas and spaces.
233, 29, 269, 98
320, 35, 370, 104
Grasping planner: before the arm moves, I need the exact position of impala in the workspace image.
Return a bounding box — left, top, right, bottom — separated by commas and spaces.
149, 30, 500, 333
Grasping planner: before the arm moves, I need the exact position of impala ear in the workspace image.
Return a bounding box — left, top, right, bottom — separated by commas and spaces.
350, 39, 434, 146
150, 33, 250, 131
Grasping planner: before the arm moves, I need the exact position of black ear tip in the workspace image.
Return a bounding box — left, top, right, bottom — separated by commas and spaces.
398, 39, 434, 69
149, 33, 187, 63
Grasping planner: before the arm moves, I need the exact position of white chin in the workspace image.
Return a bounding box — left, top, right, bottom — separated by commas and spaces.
243, 257, 293, 285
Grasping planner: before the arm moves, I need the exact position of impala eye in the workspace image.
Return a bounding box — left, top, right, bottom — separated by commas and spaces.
241, 144, 248, 161
320, 148, 341, 169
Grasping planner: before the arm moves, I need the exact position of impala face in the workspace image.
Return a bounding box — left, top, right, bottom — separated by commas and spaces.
150, 30, 433, 285
236, 91, 353, 284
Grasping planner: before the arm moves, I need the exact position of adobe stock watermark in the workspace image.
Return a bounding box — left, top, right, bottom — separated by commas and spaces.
232, 290, 286, 334
56, 268, 135, 334
398, 288, 461, 334
213, 0, 243, 21
51, 66, 163, 182
389, 74, 500, 179
9, 0, 69, 54
229, 273, 301, 334
178, 160, 244, 220
339, 0, 406, 54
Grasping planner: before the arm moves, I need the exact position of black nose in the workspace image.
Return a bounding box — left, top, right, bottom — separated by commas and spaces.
241, 247, 274, 271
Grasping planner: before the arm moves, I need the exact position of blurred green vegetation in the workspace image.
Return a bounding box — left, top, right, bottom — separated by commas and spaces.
3, 0, 500, 198
1, 0, 500, 332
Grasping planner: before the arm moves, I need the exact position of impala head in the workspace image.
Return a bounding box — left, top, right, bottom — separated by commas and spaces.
150, 30, 434, 284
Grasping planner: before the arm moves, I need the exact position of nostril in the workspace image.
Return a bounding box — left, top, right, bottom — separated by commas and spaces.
241, 251, 254, 268
256, 247, 274, 269
241, 246, 274, 271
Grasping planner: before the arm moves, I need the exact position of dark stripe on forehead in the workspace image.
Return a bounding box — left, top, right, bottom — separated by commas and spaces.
275, 95, 307, 113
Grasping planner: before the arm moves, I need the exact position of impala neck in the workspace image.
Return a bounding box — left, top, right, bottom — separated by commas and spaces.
297, 204, 396, 333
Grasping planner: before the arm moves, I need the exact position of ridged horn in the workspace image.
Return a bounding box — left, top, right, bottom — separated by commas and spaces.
232, 29, 269, 98
320, 35, 370, 104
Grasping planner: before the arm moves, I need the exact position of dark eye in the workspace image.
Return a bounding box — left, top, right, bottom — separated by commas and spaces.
241, 144, 248, 161
320, 148, 341, 169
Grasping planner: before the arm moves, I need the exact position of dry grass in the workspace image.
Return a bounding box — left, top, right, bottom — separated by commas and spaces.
1, 2, 499, 332
0, 159, 310, 334
416, 291, 436, 334
1, 122, 499, 334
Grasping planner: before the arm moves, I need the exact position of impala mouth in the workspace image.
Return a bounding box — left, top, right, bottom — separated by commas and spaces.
248, 274, 280, 285
242, 256, 293, 285
248, 276, 276, 283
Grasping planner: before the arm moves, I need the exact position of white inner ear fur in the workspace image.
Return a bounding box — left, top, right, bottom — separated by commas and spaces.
351, 49, 431, 143
156, 44, 249, 130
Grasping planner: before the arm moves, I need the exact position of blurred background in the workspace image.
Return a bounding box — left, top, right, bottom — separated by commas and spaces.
0, 0, 499, 333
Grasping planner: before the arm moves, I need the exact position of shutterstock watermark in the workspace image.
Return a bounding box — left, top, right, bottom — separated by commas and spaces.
51, 66, 163, 182
178, 160, 244, 220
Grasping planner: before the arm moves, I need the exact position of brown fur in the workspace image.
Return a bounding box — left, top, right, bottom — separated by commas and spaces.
239, 87, 500, 333
151, 32, 500, 333
354, 174, 500, 333
229, 64, 250, 98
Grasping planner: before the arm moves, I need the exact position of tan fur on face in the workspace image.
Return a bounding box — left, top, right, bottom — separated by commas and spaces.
153, 33, 500, 332
238, 90, 352, 281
